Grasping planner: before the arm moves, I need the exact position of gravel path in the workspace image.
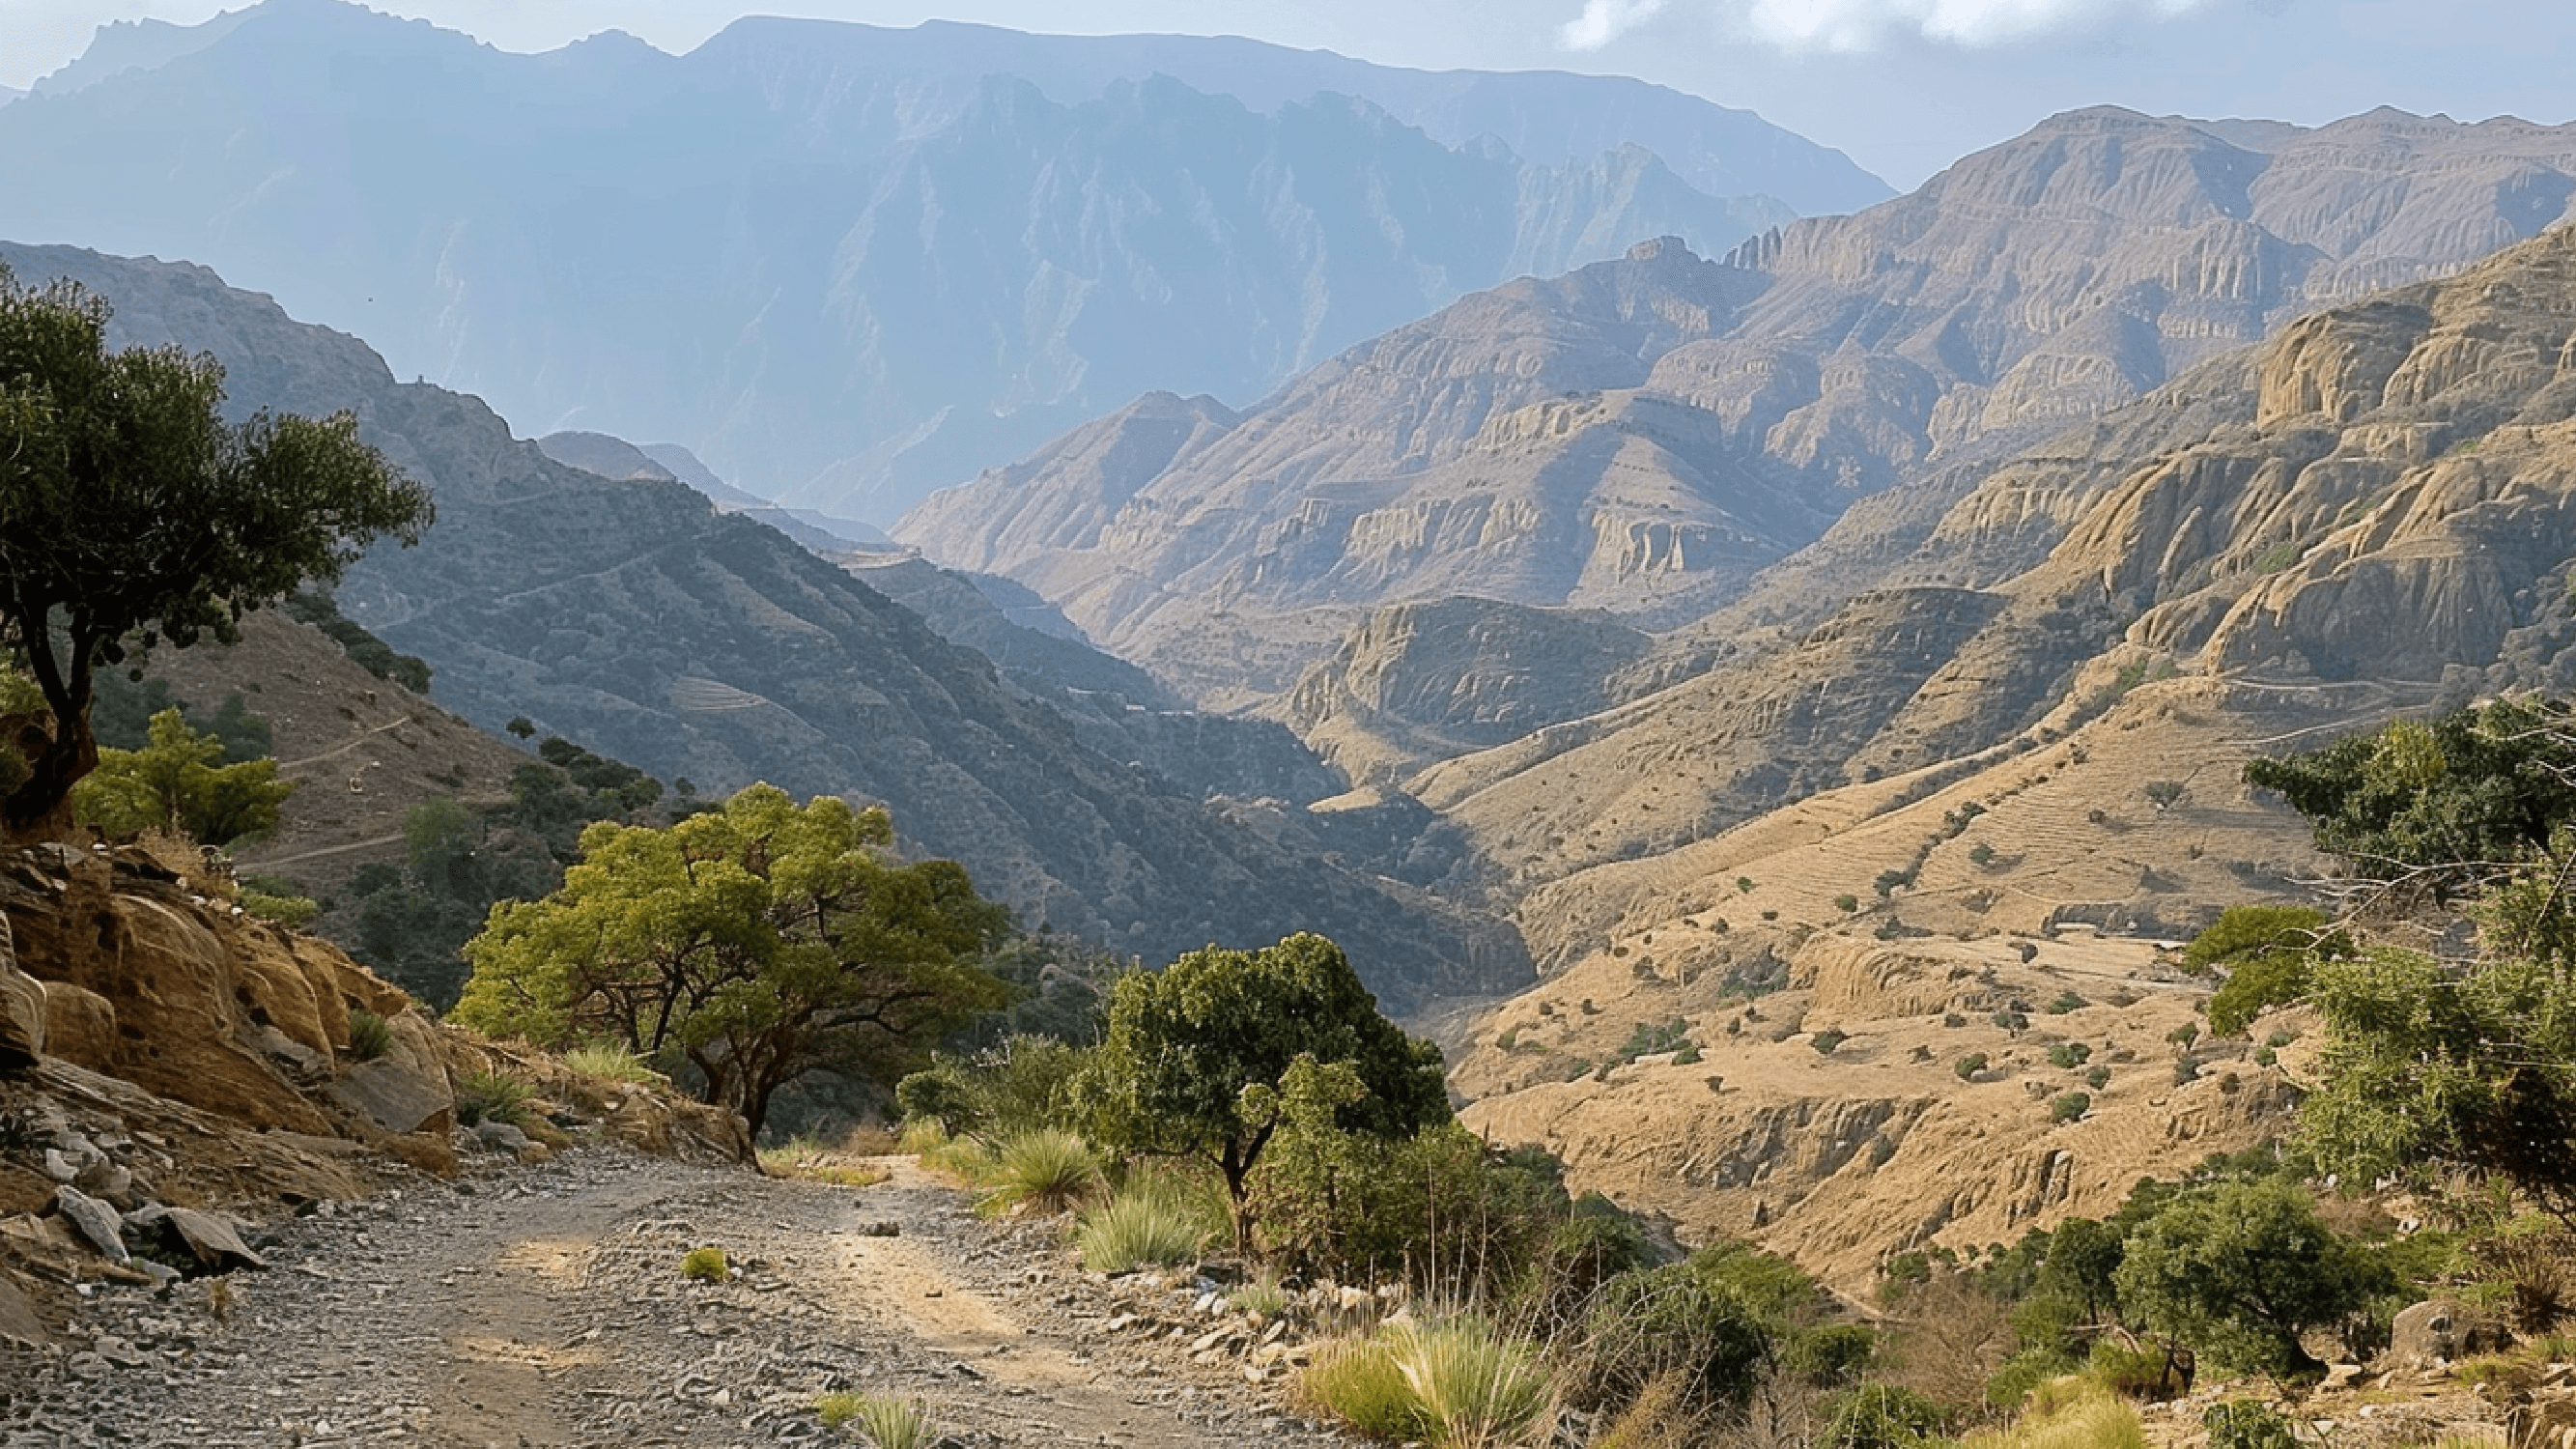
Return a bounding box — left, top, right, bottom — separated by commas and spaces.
2, 1147, 1355, 1448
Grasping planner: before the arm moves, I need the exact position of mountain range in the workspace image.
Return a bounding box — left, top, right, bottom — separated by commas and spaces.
899, 106, 2576, 711
0, 239, 1522, 1007
0, 0, 1882, 523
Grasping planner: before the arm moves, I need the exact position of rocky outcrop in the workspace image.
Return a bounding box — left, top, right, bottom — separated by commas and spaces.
0, 914, 42, 1069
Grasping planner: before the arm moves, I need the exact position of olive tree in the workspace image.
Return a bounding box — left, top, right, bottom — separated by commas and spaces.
0, 268, 430, 839
1076, 933, 1447, 1238
454, 783, 1008, 1144
2112, 1180, 2380, 1378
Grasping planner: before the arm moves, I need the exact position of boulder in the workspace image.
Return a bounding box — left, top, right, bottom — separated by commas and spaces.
124, 1205, 267, 1272
51, 1184, 128, 1265
328, 1053, 453, 1136
37, 980, 115, 1072
0, 913, 42, 1068
2389, 1297, 2508, 1369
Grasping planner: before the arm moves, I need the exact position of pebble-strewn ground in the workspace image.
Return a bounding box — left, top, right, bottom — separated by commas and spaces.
1, 1148, 1356, 1448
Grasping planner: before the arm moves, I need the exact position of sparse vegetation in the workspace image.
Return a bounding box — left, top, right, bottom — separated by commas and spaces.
1956, 1053, 1988, 1080
454, 1070, 531, 1128
813, 1392, 937, 1449
679, 1246, 728, 1283
981, 1128, 1103, 1216
562, 1040, 659, 1085
2049, 1093, 2090, 1123
345, 1009, 393, 1063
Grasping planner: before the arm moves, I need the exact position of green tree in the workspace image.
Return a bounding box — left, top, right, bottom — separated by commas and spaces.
2244, 698, 2576, 892
1076, 933, 1447, 1236
2111, 1180, 2380, 1378
454, 783, 1008, 1144
70, 707, 293, 846
2303, 939, 2576, 1224
0, 269, 431, 839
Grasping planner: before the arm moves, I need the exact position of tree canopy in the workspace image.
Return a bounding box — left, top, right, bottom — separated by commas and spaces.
0, 268, 430, 838
1076, 933, 1448, 1219
2243, 697, 2576, 891
2111, 1179, 2381, 1378
70, 706, 293, 847
453, 783, 1009, 1143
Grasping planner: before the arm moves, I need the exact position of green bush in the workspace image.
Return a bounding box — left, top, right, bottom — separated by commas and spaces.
680, 1246, 728, 1283
2086, 1342, 2174, 1399
1956, 1053, 1989, 1081
897, 1034, 1092, 1140
2050, 1093, 2091, 1123
1821, 1382, 1950, 1449
1811, 1028, 1850, 1055
2208, 952, 2313, 1037
1836, 895, 1860, 913
2046, 992, 2087, 1015
2048, 1043, 2093, 1069
345, 1009, 393, 1063
1580, 1244, 1816, 1414
1984, 1347, 2081, 1411
240, 889, 322, 927
2203, 1401, 2299, 1449
2085, 1066, 2111, 1091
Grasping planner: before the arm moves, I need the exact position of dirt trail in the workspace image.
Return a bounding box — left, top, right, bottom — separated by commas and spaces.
3, 1150, 1342, 1449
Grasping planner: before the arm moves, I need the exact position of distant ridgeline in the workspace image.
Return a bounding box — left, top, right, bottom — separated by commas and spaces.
0, 0, 1886, 522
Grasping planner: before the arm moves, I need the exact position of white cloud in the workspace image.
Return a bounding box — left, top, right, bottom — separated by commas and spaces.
1559, 0, 1670, 49
1562, 0, 2216, 52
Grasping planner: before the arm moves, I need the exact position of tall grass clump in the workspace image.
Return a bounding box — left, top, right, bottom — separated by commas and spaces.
1957, 1379, 2146, 1449
814, 1392, 938, 1448
1385, 1316, 1556, 1449
1299, 1335, 1434, 1442
1073, 1172, 1223, 1272
455, 1070, 532, 1128
562, 1040, 659, 1084
345, 1009, 393, 1063
981, 1128, 1102, 1216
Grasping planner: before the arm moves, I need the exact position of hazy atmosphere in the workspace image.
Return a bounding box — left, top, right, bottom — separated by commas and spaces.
3, 0, 2570, 183
9, 0, 2576, 1444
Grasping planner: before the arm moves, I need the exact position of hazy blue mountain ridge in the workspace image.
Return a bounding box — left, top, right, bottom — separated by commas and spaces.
0, 0, 1876, 522
0, 239, 1519, 1005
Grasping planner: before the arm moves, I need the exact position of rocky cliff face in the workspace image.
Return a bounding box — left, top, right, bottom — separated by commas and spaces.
899, 107, 2576, 705
0, 0, 1862, 523
0, 240, 1518, 1005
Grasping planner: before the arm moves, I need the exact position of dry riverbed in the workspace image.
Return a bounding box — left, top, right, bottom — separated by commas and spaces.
1, 1146, 1359, 1448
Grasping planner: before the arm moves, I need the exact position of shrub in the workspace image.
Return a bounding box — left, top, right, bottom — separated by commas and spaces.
982, 1128, 1102, 1216
1984, 1348, 2079, 1412
345, 1009, 393, 1063
680, 1246, 728, 1283
2167, 1023, 2199, 1048
2208, 952, 2312, 1037
1956, 1054, 1989, 1081
1073, 1173, 1223, 1273
1956, 1380, 2145, 1449
1231, 1272, 1291, 1321
1995, 1011, 2028, 1033
2046, 992, 2086, 1015
1580, 1245, 1802, 1414
2143, 781, 2186, 809
1670, 1040, 1703, 1065
1836, 895, 1860, 913
814, 1393, 937, 1449
1299, 1335, 1433, 1442
1737, 877, 1755, 894
2086, 1342, 2175, 1399
1968, 842, 1997, 867
561, 1040, 659, 1084
2203, 1401, 2298, 1449
2050, 1093, 2091, 1123
896, 1035, 1091, 1141
1384, 1316, 1555, 1449
455, 1070, 531, 1127
1821, 1382, 1949, 1449
2085, 1066, 2110, 1091
241, 889, 322, 927
1811, 1029, 1850, 1055
2048, 1043, 2092, 1069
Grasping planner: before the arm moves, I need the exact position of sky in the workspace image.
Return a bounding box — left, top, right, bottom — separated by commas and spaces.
2, 0, 2572, 186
